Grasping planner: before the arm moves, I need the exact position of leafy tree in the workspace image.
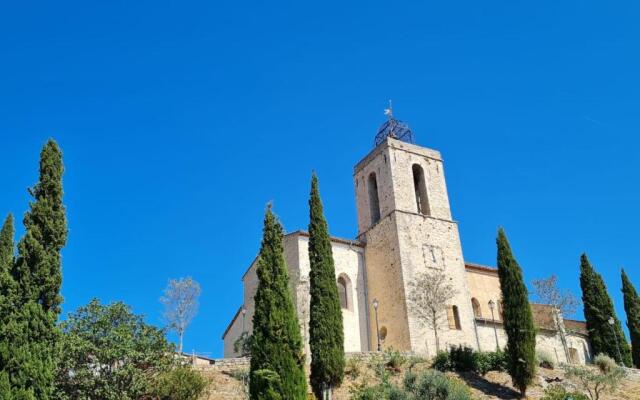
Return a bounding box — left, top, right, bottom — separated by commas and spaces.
532, 274, 580, 363
249, 205, 307, 400
307, 173, 344, 400
407, 270, 457, 352
0, 140, 68, 399
579, 254, 631, 366
496, 228, 536, 398
55, 299, 176, 400
160, 276, 201, 353
149, 366, 208, 400
621, 268, 640, 368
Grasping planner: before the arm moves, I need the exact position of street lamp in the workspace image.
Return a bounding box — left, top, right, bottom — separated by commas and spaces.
241, 307, 247, 334
488, 300, 500, 351
373, 298, 381, 351
608, 317, 623, 365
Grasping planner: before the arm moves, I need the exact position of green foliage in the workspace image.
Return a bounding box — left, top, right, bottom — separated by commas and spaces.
432, 346, 506, 375
496, 228, 536, 397
249, 206, 307, 400
541, 385, 588, 400
536, 350, 556, 370
54, 299, 176, 400
621, 268, 640, 368
252, 369, 282, 400
149, 366, 208, 400
0, 140, 68, 399
307, 173, 345, 398
351, 369, 472, 400
384, 348, 407, 372
580, 254, 632, 366
432, 351, 452, 372
345, 357, 363, 379
565, 354, 626, 400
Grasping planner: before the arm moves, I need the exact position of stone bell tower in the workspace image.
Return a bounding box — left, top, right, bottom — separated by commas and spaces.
354, 110, 476, 355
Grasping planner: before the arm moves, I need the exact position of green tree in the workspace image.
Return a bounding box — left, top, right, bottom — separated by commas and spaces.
621, 268, 640, 368
250, 205, 307, 400
0, 214, 15, 314
307, 173, 345, 400
496, 228, 536, 398
0, 140, 68, 399
579, 254, 631, 366
55, 299, 177, 400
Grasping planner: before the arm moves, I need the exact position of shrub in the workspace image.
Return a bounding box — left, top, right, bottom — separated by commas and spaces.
593, 353, 617, 374
449, 345, 477, 371
541, 385, 588, 400
345, 357, 362, 379
150, 366, 208, 400
484, 350, 507, 373
537, 350, 556, 369
432, 351, 452, 372
385, 348, 407, 372
251, 369, 282, 400
351, 369, 472, 400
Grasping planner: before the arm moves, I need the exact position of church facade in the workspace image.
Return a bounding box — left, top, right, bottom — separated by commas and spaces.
222, 125, 591, 365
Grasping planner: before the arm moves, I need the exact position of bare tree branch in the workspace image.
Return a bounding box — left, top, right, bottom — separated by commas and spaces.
407, 270, 457, 351
160, 276, 201, 353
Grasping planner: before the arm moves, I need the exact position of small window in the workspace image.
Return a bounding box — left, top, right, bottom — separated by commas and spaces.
471, 298, 482, 318
368, 173, 381, 224
497, 301, 503, 320
447, 305, 462, 330
412, 164, 430, 215
337, 276, 348, 309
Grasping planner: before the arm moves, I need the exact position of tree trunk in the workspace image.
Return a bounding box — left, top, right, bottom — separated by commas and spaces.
434, 327, 440, 352
179, 332, 184, 353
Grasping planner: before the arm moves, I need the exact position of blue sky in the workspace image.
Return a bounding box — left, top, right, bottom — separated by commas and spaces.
1, 1, 639, 357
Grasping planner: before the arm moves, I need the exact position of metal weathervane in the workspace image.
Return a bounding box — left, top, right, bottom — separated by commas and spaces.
374, 100, 415, 147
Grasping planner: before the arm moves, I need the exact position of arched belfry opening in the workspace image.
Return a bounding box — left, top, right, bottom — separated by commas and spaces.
412, 164, 430, 215
368, 172, 381, 224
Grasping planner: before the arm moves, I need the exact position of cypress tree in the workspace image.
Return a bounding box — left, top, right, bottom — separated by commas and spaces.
496, 228, 536, 398
250, 205, 307, 400
579, 254, 632, 366
0, 214, 14, 396
0, 140, 68, 399
622, 269, 640, 368
308, 173, 344, 399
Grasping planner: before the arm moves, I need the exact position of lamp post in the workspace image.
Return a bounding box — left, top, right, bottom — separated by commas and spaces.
373, 298, 381, 352
488, 300, 500, 351
608, 317, 623, 365
241, 307, 247, 334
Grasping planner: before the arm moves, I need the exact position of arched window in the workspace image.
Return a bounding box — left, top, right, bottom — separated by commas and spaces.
412, 164, 430, 215
447, 305, 462, 330
368, 173, 381, 224
337, 274, 352, 310
497, 301, 503, 320
471, 298, 482, 318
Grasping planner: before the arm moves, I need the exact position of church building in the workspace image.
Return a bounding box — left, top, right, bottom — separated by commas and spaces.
222, 112, 591, 365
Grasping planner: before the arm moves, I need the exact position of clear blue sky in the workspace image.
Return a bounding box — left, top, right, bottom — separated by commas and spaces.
1, 1, 639, 357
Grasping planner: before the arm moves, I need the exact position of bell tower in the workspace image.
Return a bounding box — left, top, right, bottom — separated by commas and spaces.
354, 110, 476, 354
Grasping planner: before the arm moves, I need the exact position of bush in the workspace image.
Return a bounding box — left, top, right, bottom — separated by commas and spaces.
345, 357, 362, 379
449, 345, 477, 372
251, 369, 282, 400
385, 348, 407, 372
593, 353, 617, 374
541, 385, 588, 400
351, 369, 472, 400
432, 351, 452, 372
475, 351, 507, 375
150, 366, 208, 400
537, 350, 556, 369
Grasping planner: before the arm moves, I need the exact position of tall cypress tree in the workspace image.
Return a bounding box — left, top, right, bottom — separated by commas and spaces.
250, 205, 307, 400
0, 140, 68, 399
308, 173, 344, 400
579, 254, 631, 366
0, 214, 15, 395
622, 269, 640, 368
496, 228, 536, 398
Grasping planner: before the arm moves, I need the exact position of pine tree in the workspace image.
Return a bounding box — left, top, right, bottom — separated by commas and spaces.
579, 254, 632, 366
308, 173, 344, 400
0, 140, 68, 399
622, 269, 640, 368
250, 205, 307, 400
496, 228, 536, 398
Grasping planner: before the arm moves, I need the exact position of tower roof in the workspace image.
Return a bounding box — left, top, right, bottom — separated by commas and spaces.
374, 101, 415, 147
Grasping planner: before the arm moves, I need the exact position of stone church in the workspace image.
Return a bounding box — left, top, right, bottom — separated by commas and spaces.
222, 113, 591, 365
